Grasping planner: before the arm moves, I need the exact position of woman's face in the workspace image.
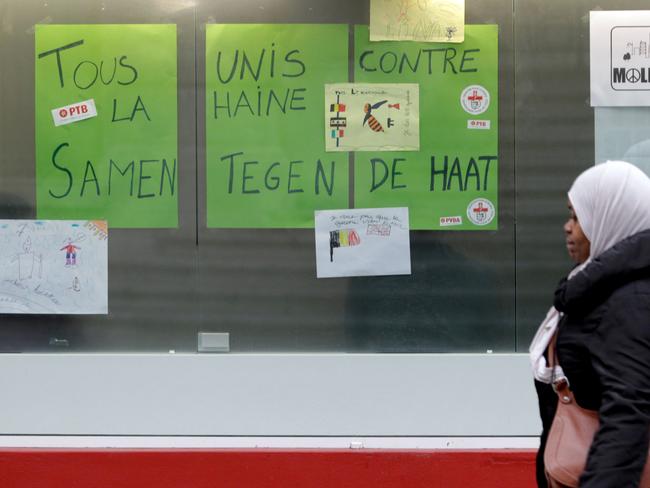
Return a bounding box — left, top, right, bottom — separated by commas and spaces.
564, 200, 591, 264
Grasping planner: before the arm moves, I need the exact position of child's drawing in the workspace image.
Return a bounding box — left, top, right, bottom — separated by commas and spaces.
315, 208, 411, 278
11, 237, 43, 281
70, 276, 81, 292
370, 0, 465, 43
329, 229, 361, 262
60, 237, 82, 266
325, 84, 419, 152
0, 220, 108, 314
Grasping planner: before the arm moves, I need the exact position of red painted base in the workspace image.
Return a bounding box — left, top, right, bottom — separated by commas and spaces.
0, 449, 537, 488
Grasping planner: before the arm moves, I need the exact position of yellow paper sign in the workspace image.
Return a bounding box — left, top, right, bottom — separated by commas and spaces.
370, 0, 465, 43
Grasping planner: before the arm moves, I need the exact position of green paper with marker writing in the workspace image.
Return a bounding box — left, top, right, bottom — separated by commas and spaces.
205, 24, 349, 228
354, 24, 499, 230
35, 24, 178, 228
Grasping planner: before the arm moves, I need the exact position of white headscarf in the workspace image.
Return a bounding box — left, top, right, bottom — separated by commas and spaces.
568, 160, 650, 258
530, 160, 650, 383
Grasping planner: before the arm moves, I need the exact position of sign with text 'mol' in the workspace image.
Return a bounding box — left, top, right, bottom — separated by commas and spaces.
206, 24, 349, 228
353, 24, 499, 230
0, 220, 108, 314
35, 25, 178, 228
315, 207, 411, 278
591, 11, 650, 106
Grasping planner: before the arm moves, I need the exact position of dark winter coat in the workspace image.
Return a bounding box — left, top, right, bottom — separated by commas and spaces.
542, 229, 650, 487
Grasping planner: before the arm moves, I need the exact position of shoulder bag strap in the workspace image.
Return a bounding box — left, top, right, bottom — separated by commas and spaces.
547, 330, 573, 404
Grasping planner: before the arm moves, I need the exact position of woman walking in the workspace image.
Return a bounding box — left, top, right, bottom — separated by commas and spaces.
531, 160, 650, 487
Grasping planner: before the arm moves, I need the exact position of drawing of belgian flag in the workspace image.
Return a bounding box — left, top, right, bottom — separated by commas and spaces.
329, 229, 361, 262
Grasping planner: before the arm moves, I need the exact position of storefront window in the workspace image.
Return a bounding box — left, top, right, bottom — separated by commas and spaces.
2, 0, 630, 353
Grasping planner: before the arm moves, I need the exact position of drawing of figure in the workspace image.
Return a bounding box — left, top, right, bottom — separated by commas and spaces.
71, 277, 81, 292
11, 237, 43, 280
60, 238, 81, 266
396, 0, 412, 24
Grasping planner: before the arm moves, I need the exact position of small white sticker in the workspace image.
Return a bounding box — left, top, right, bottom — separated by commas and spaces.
467, 198, 495, 226
51, 99, 98, 127
460, 85, 490, 115
467, 119, 491, 130
439, 216, 463, 227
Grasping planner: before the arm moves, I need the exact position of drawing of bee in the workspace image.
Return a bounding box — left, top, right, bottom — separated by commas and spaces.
363, 100, 388, 132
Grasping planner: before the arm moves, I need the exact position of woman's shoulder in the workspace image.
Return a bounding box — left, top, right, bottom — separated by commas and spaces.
556, 230, 650, 314
607, 274, 650, 307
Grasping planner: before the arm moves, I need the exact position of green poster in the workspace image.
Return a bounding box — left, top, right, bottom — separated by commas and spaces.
354, 25, 499, 230
206, 24, 349, 228
35, 25, 178, 228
